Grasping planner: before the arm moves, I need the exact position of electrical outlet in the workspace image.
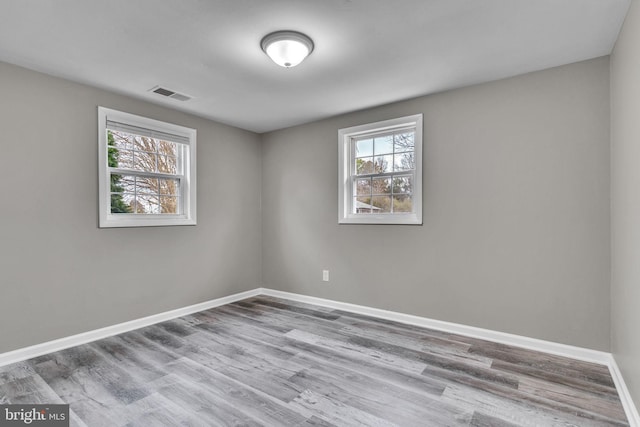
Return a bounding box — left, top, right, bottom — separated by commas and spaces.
322, 270, 330, 282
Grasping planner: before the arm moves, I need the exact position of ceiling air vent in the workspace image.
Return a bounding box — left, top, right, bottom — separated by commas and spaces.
149, 86, 192, 102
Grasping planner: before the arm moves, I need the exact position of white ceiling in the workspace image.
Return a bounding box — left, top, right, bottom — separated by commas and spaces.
0, 0, 630, 133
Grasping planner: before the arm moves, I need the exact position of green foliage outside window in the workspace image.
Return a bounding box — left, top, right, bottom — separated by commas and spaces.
108, 131, 132, 213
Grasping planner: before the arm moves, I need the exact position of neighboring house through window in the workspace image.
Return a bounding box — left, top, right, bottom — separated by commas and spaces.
98, 107, 196, 228
338, 114, 423, 224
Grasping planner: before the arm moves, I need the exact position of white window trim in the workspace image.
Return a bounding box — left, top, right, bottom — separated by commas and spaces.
98, 107, 197, 228
338, 114, 423, 225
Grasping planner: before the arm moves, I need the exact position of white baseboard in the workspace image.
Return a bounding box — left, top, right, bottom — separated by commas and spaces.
0, 286, 637, 426
609, 355, 640, 427
0, 288, 261, 368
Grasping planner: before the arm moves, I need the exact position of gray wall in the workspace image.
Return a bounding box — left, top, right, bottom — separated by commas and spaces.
0, 62, 262, 353
611, 0, 640, 409
262, 57, 611, 351
0, 55, 615, 357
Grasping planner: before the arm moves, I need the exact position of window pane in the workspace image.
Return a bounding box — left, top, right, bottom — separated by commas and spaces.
392, 176, 413, 194
374, 135, 393, 155
159, 178, 179, 196
135, 136, 158, 153
356, 157, 374, 175
132, 151, 158, 173
135, 194, 160, 214
114, 148, 134, 170
393, 195, 413, 213
394, 132, 414, 152
355, 197, 372, 214
110, 192, 135, 214
371, 195, 392, 213
110, 173, 125, 193
372, 177, 391, 195
158, 155, 178, 174
373, 155, 393, 173
135, 177, 158, 194
158, 140, 178, 156
118, 175, 135, 193
160, 196, 179, 214
356, 178, 371, 196
128, 193, 143, 214
109, 130, 133, 150
394, 152, 415, 171
355, 138, 373, 158
110, 193, 132, 213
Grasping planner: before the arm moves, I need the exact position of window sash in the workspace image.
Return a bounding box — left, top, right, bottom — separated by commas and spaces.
349, 174, 415, 215
109, 171, 185, 215
349, 129, 416, 178
107, 127, 187, 174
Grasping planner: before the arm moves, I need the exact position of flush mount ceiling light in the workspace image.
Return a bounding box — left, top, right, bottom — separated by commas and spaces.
261, 30, 314, 68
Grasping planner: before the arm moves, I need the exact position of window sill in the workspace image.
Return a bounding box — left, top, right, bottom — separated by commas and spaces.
338, 214, 422, 225
99, 215, 196, 228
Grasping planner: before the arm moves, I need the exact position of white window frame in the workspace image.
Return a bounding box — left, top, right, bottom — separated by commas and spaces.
338, 114, 423, 225
98, 106, 197, 228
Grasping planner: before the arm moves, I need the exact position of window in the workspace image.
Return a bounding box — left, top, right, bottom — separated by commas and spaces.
98, 107, 196, 228
338, 114, 423, 224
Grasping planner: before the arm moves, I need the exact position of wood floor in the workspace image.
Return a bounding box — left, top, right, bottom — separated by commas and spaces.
0, 296, 629, 426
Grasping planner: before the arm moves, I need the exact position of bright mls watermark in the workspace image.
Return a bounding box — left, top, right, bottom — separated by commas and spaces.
0, 405, 69, 426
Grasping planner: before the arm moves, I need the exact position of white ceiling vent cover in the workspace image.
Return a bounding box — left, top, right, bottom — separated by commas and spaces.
149, 86, 192, 102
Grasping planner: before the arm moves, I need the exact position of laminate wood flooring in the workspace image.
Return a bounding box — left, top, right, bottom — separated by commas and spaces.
0, 296, 629, 426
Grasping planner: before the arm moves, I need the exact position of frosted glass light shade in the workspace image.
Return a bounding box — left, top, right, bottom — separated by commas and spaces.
261, 31, 314, 68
